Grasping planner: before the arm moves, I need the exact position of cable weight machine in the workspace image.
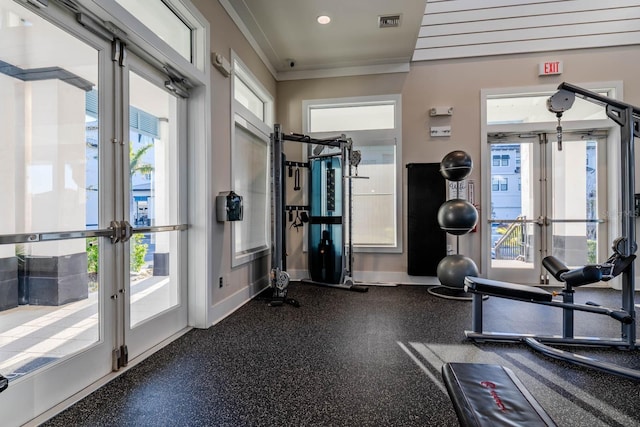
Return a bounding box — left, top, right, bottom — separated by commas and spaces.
268, 124, 368, 306
464, 82, 639, 380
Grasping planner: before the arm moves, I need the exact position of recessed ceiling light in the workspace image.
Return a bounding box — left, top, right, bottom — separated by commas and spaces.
317, 15, 331, 25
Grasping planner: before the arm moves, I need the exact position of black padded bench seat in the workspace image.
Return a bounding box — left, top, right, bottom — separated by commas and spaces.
464, 277, 553, 302
442, 363, 557, 426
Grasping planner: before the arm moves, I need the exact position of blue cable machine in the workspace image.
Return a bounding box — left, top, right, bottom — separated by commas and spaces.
308, 153, 343, 284
268, 125, 367, 306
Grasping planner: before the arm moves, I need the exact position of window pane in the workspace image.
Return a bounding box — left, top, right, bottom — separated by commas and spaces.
487, 92, 607, 125
490, 142, 535, 265
115, 0, 191, 61
234, 125, 268, 254
0, 0, 99, 376
128, 71, 180, 327
309, 104, 395, 132
551, 140, 598, 266
234, 75, 264, 122
351, 145, 396, 246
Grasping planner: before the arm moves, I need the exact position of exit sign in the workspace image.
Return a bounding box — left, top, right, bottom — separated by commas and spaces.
539, 61, 563, 76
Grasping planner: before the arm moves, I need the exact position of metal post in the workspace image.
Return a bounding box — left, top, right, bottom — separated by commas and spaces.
620, 108, 636, 348
556, 83, 638, 349
472, 292, 483, 333
562, 289, 574, 338
340, 139, 348, 284
272, 124, 283, 272
346, 145, 353, 279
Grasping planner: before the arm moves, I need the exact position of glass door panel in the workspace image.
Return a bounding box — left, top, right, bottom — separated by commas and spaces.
124, 58, 187, 360
0, 1, 115, 424
487, 132, 607, 284
128, 70, 179, 326
0, 0, 103, 375
129, 230, 182, 326
0, 238, 101, 378
549, 136, 605, 271
488, 138, 542, 283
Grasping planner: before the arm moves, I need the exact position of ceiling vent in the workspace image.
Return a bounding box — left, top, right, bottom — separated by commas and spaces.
378, 14, 401, 28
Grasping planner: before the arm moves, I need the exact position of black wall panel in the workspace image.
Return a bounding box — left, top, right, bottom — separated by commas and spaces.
407, 163, 447, 276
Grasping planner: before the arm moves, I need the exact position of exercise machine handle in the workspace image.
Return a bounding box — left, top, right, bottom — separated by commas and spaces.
560, 265, 603, 287
543, 256, 603, 286
609, 309, 633, 324
542, 256, 569, 281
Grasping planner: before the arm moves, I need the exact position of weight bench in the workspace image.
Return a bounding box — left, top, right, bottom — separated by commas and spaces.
463, 277, 553, 302
442, 363, 556, 426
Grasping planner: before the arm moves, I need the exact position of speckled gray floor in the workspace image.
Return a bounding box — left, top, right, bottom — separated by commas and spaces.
42, 283, 639, 427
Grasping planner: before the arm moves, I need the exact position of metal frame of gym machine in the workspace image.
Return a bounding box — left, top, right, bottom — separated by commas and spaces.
465, 82, 639, 381
268, 124, 367, 306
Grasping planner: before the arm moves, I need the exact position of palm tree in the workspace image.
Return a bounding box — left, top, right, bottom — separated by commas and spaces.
130, 143, 154, 180
129, 143, 153, 272
130, 143, 154, 225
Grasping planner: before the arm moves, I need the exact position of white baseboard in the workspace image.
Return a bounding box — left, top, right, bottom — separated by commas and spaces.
354, 271, 439, 286
285, 269, 439, 286
208, 277, 269, 327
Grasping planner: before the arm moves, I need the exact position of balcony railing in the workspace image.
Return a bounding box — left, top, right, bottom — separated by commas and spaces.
493, 216, 528, 261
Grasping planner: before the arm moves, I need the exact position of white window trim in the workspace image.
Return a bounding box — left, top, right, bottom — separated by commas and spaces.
480, 81, 623, 284
80, 0, 209, 80
230, 51, 273, 267
303, 94, 403, 253
232, 53, 274, 129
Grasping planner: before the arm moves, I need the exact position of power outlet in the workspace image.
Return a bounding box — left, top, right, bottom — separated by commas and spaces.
219, 277, 223, 288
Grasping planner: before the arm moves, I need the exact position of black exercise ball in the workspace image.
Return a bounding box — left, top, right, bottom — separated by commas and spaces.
440, 150, 473, 181
437, 199, 478, 235
436, 254, 479, 289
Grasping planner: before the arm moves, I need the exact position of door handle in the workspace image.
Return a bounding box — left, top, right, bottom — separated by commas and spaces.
535, 216, 548, 226
110, 220, 121, 244
120, 221, 133, 243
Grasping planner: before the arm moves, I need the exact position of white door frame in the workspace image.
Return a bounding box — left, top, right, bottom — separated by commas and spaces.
480, 82, 623, 286
0, 2, 116, 425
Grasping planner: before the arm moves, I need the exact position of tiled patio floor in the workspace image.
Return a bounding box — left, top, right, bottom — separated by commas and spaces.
0, 275, 171, 380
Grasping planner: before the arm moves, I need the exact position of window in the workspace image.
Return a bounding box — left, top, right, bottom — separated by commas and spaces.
304, 95, 402, 252
492, 177, 508, 192
231, 53, 273, 265
309, 104, 395, 132
493, 154, 509, 166
115, 0, 192, 61
234, 76, 264, 121
486, 91, 609, 125
91, 0, 209, 72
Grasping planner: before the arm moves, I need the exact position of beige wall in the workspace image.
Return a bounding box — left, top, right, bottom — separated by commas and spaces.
277, 45, 640, 279
192, 0, 276, 306
277, 74, 409, 276
188, 0, 640, 289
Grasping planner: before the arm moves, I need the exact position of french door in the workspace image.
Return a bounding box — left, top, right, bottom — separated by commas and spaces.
120, 53, 188, 362
0, 2, 187, 425
486, 131, 608, 284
